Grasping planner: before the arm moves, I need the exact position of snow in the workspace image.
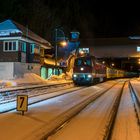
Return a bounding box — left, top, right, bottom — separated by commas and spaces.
0, 79, 114, 140
47, 82, 125, 140
0, 73, 70, 89
0, 19, 22, 36
111, 82, 140, 140
1, 77, 140, 140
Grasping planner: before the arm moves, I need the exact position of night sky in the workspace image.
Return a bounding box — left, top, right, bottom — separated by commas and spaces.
0, 0, 140, 40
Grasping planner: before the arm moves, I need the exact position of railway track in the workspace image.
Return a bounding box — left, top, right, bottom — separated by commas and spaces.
44, 81, 125, 140
23, 81, 119, 140
0, 82, 85, 113
42, 80, 140, 140
2, 79, 139, 140
0, 82, 74, 104
129, 81, 140, 126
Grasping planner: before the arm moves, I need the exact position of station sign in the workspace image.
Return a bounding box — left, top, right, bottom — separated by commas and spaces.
17, 95, 28, 115
71, 31, 80, 41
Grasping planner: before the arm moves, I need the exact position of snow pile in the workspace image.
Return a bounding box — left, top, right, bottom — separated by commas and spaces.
66, 68, 73, 79
0, 80, 17, 88
0, 72, 73, 89
48, 73, 66, 81
0, 73, 46, 88
14, 73, 47, 85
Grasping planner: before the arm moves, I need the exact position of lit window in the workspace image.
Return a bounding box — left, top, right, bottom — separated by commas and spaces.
137, 46, 140, 52
30, 44, 35, 54
21, 42, 26, 52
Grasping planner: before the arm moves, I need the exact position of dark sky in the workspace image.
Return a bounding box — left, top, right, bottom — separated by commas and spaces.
0, 0, 140, 39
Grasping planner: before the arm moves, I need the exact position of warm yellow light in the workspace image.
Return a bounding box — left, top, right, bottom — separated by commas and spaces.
111, 63, 115, 66
138, 61, 140, 64
60, 41, 67, 47
102, 61, 105, 64
79, 51, 84, 55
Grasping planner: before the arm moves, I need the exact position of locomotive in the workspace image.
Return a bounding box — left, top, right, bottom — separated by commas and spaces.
72, 55, 125, 85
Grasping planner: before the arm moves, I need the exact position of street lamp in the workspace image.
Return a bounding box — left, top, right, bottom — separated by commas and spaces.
55, 27, 67, 75
111, 63, 115, 67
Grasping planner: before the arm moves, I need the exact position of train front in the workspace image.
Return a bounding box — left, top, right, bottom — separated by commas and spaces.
72, 56, 93, 85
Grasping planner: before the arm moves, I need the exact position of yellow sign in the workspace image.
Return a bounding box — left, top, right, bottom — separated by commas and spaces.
17, 95, 28, 112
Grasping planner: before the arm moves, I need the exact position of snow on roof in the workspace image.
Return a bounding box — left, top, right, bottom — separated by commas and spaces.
0, 19, 22, 36
0, 19, 52, 49
0, 19, 19, 30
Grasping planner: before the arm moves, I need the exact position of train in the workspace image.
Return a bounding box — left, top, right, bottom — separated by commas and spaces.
72, 55, 135, 85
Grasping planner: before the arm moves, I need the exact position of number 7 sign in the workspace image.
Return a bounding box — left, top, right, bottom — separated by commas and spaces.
17, 95, 28, 113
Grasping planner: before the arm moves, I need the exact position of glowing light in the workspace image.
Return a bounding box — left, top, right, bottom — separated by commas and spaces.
111, 63, 115, 66
88, 74, 92, 78
79, 51, 84, 55
60, 41, 67, 47
102, 61, 105, 64
80, 67, 84, 71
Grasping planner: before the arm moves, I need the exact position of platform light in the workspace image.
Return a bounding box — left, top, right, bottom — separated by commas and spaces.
88, 74, 92, 78
59, 41, 67, 47
80, 67, 84, 71
111, 63, 115, 67
102, 61, 105, 64
73, 74, 77, 77
138, 58, 140, 64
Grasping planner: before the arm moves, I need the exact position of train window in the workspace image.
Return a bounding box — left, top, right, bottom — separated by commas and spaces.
75, 59, 82, 66
83, 59, 91, 66
75, 58, 92, 66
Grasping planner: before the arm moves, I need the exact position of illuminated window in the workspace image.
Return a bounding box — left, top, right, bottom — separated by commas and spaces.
137, 46, 140, 52
30, 44, 35, 54
78, 48, 89, 54
21, 42, 26, 52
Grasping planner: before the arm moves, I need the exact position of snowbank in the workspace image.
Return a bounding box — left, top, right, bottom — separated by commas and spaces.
0, 73, 47, 88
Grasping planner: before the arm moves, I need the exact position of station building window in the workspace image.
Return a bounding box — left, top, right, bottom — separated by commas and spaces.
3, 41, 18, 52
30, 43, 40, 54
18, 41, 26, 52
21, 42, 26, 52
30, 44, 35, 54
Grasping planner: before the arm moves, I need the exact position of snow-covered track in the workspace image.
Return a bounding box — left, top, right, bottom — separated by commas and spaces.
129, 81, 140, 126
0, 82, 80, 113
0, 82, 73, 104
33, 82, 119, 140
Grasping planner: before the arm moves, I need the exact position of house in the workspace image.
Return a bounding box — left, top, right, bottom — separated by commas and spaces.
0, 19, 52, 79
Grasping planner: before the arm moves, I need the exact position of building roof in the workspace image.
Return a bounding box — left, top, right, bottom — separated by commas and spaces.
80, 37, 140, 47
0, 19, 51, 48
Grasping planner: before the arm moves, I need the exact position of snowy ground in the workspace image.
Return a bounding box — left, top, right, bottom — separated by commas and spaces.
0, 81, 115, 140
0, 73, 70, 89
47, 82, 125, 140
0, 77, 140, 140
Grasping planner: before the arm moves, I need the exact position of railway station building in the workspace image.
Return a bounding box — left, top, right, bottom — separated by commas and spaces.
0, 19, 52, 79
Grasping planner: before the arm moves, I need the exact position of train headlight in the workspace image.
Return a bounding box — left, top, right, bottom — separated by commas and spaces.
80, 67, 84, 71
73, 74, 77, 77
88, 74, 92, 78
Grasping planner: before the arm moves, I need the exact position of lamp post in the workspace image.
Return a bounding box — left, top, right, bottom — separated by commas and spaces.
54, 27, 67, 75
55, 28, 58, 67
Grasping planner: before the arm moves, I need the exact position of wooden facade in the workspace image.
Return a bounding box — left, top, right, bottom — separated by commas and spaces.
0, 19, 51, 63
0, 19, 52, 79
